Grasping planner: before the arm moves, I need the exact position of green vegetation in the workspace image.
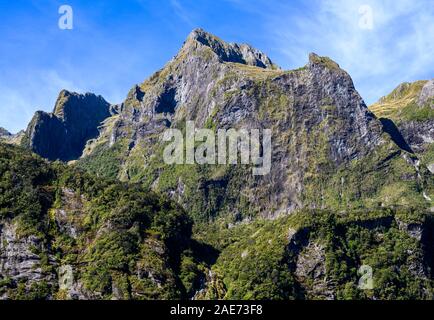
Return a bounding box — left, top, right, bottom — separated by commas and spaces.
196, 209, 434, 300
1, 128, 434, 300
369, 81, 428, 120
0, 143, 203, 300
76, 140, 126, 180
400, 103, 434, 122
309, 54, 341, 71
3, 27, 434, 301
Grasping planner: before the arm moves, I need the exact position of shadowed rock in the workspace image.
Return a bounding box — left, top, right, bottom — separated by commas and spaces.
22, 90, 112, 161
0, 127, 11, 137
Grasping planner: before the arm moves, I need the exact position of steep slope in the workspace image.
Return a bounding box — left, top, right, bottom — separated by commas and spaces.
2, 29, 434, 300
369, 80, 434, 174
22, 90, 113, 162
0, 128, 11, 138
0, 143, 199, 300
2, 143, 433, 300
78, 29, 432, 223
0, 128, 25, 145
195, 208, 434, 300
369, 81, 429, 120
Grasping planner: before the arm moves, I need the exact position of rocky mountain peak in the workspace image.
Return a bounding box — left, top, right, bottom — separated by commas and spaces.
1, 27, 433, 301
0, 127, 24, 145
22, 90, 112, 161
182, 28, 279, 69
0, 127, 11, 137
53, 90, 110, 120
308, 52, 342, 71
53, 89, 74, 117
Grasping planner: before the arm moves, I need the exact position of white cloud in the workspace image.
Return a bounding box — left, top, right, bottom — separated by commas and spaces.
253, 0, 434, 104
0, 69, 82, 133
170, 0, 195, 26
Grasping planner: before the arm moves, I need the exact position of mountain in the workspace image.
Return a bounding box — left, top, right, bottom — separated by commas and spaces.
77, 29, 431, 223
184, 28, 280, 69
22, 90, 113, 162
1, 29, 434, 300
370, 80, 434, 174
0, 143, 198, 299
0, 128, 24, 145
0, 128, 11, 138
1, 142, 433, 299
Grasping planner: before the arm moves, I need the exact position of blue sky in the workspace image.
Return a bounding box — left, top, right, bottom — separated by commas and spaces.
1, 0, 433, 133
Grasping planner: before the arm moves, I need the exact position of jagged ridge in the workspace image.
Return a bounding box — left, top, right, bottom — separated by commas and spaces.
22, 90, 113, 162
1, 28, 434, 301
76, 29, 432, 223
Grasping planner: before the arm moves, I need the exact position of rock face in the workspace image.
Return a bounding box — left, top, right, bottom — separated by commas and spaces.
78, 29, 427, 222
370, 80, 434, 154
295, 242, 335, 300
205, 210, 434, 300
22, 90, 112, 161
0, 128, 25, 145
0, 128, 24, 145
397, 120, 434, 153
0, 127, 11, 138
418, 79, 434, 107
0, 223, 57, 299
1, 29, 434, 300
187, 28, 279, 69
0, 143, 192, 300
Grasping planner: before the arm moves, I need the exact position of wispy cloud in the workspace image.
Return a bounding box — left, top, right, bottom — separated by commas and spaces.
170, 0, 195, 26
1, 0, 433, 132
0, 69, 82, 133
252, 0, 434, 104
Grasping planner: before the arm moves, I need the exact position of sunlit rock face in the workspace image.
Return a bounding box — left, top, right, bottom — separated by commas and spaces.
80, 29, 424, 221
